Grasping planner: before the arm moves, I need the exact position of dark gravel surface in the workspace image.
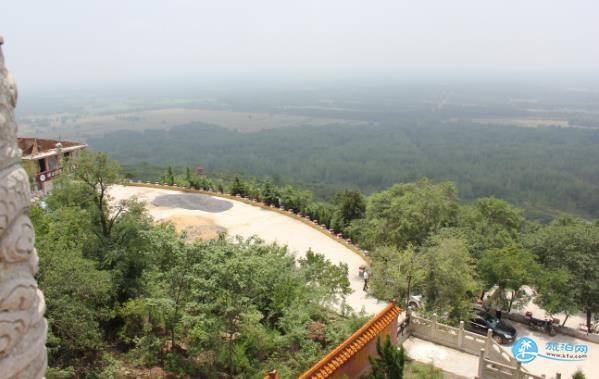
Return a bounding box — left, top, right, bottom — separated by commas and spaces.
153, 193, 233, 213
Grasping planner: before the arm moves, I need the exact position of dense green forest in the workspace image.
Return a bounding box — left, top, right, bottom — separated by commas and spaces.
89, 121, 599, 219
35, 153, 368, 378
161, 167, 599, 328
34, 152, 598, 378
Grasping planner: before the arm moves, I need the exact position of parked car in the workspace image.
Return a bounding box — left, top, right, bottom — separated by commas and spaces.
466, 311, 517, 344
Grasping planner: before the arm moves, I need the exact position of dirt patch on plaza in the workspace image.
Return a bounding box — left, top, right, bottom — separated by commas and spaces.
153, 193, 234, 213
163, 214, 226, 241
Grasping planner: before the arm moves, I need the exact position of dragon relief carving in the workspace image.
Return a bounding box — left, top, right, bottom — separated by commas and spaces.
0, 36, 47, 378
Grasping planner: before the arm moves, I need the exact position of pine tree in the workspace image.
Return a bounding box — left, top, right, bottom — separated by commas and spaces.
166, 166, 175, 185
261, 180, 279, 206
231, 176, 246, 196
368, 335, 405, 379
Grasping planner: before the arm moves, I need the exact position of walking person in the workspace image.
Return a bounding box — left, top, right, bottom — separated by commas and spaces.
363, 270, 369, 291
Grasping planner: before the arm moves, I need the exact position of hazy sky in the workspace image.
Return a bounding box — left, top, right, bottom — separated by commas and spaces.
2, 0, 598, 92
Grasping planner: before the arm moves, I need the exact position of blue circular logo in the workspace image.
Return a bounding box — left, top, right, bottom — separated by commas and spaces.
512, 337, 538, 363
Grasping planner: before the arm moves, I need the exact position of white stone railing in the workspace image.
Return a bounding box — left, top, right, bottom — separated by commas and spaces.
477, 351, 550, 379
411, 314, 515, 366
406, 314, 560, 379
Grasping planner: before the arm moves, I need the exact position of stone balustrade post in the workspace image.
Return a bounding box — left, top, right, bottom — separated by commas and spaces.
515, 361, 523, 379
0, 35, 48, 379
485, 328, 493, 353
458, 320, 464, 348
406, 307, 412, 335
477, 348, 485, 379
432, 313, 438, 339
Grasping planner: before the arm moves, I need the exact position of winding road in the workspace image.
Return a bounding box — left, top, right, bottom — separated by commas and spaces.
108, 184, 386, 315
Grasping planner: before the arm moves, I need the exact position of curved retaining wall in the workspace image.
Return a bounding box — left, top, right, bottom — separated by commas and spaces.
123, 181, 370, 262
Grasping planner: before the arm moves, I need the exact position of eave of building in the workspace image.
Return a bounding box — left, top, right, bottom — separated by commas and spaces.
21, 144, 88, 160
299, 302, 401, 379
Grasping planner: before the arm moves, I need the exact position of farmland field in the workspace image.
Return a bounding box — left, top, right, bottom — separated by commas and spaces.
15, 85, 599, 220
18, 107, 371, 141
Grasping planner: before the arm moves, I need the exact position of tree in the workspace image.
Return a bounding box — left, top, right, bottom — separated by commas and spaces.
458, 197, 524, 259
368, 336, 405, 379
148, 236, 358, 376
306, 201, 335, 227
36, 154, 422, 377
143, 224, 196, 351
261, 179, 279, 206
298, 249, 351, 310
526, 218, 599, 332
474, 197, 524, 235
31, 205, 112, 373
22, 159, 38, 187
185, 167, 192, 183
535, 270, 578, 325
331, 190, 366, 231
104, 200, 156, 301
230, 176, 246, 196
358, 180, 459, 249
91, 120, 599, 220
422, 236, 479, 323
369, 245, 426, 305
31, 154, 160, 374
478, 245, 540, 312
60, 150, 123, 239
166, 166, 175, 185
51, 152, 155, 301
42, 249, 112, 370
279, 185, 313, 212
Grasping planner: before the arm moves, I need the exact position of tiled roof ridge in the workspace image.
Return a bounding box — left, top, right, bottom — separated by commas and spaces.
17, 137, 85, 150
298, 303, 401, 379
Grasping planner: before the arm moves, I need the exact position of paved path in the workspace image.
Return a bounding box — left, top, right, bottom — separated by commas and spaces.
109, 185, 386, 315
403, 337, 475, 378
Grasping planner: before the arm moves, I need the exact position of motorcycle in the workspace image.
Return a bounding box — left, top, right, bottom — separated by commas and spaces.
525, 314, 557, 336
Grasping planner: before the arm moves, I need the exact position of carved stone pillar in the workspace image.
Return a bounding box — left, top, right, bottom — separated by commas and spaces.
0, 36, 48, 379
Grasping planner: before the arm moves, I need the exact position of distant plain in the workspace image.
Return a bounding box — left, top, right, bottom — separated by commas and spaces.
18, 107, 370, 141
16, 84, 599, 219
